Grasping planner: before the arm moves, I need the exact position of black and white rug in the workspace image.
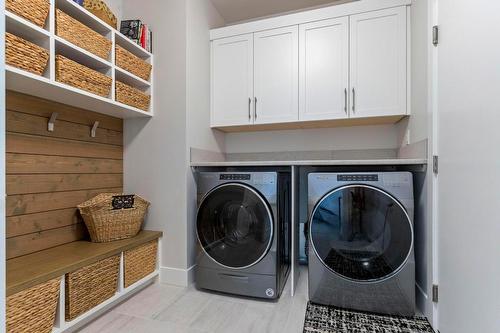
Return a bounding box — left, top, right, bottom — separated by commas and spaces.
303, 302, 435, 333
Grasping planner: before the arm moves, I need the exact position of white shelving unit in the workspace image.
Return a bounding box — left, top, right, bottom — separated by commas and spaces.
5, 0, 154, 118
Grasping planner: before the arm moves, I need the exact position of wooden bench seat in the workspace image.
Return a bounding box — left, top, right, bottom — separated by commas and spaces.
7, 230, 162, 296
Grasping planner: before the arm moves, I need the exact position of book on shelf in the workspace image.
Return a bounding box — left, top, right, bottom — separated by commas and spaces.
120, 20, 153, 53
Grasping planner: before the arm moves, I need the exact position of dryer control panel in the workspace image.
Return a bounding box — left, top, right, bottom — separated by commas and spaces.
337, 174, 378, 182
219, 174, 251, 181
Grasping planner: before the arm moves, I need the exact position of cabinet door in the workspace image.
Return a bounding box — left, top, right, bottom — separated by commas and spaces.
211, 34, 253, 127
350, 7, 407, 118
299, 17, 349, 121
254, 26, 299, 124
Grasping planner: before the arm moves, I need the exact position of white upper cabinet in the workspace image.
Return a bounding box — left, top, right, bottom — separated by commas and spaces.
349, 7, 407, 118
210, 1, 410, 131
211, 34, 254, 127
254, 26, 299, 124
299, 17, 349, 121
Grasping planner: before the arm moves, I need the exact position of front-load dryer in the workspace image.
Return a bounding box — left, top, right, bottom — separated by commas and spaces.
195, 171, 291, 299
308, 172, 415, 316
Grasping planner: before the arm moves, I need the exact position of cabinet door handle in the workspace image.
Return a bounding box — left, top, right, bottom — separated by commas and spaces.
248, 98, 251, 120
344, 88, 347, 114
352, 88, 356, 113
254, 97, 258, 119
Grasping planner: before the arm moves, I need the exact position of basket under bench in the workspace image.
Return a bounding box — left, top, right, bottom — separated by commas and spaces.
6, 230, 162, 333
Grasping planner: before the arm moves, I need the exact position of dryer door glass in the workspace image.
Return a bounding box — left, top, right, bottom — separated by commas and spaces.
310, 185, 412, 282
197, 183, 273, 269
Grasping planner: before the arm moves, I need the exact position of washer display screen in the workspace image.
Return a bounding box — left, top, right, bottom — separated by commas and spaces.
310, 185, 413, 282
197, 183, 273, 269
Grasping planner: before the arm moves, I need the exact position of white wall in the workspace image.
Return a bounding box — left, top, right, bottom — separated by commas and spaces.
123, 0, 189, 280
398, 0, 435, 323
123, 0, 225, 285
225, 125, 400, 153
397, 1, 429, 147
186, 0, 225, 267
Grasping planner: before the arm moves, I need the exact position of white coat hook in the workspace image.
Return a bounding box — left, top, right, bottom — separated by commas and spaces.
48, 112, 58, 132
91, 121, 100, 138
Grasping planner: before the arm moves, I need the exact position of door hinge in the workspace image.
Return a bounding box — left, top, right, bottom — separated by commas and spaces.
433, 155, 439, 174
432, 284, 439, 303
432, 25, 439, 46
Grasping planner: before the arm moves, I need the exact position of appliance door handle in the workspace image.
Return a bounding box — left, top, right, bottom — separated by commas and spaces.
254, 97, 257, 119
352, 88, 355, 113
344, 88, 347, 114
248, 97, 251, 120
219, 273, 249, 283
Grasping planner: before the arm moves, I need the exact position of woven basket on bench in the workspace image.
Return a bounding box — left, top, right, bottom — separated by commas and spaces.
65, 256, 120, 321
124, 240, 158, 288
6, 0, 50, 27
6, 278, 60, 333
6, 32, 49, 76
78, 193, 150, 243
56, 54, 112, 97
56, 9, 111, 60
116, 81, 151, 111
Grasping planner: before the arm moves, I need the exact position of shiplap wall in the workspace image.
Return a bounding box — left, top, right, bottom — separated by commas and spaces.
5, 91, 123, 259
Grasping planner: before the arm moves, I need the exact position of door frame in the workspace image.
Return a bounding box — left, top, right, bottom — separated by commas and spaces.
430, 0, 439, 329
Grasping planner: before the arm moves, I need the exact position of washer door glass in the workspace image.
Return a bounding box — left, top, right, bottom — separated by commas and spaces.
310, 185, 412, 282
197, 183, 273, 269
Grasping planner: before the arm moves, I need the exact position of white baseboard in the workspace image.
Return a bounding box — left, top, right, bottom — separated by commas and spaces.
159, 265, 196, 287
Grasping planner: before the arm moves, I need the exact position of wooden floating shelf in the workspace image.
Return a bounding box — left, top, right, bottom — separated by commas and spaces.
5, 0, 154, 119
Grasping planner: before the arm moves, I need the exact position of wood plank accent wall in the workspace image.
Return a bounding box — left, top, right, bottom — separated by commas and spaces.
6, 91, 124, 259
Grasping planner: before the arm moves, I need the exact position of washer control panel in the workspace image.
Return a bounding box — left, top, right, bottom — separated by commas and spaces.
337, 174, 379, 182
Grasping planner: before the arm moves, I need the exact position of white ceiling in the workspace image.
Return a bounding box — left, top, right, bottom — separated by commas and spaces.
210, 0, 357, 24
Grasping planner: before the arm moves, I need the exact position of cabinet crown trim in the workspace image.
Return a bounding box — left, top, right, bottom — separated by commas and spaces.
210, 0, 410, 40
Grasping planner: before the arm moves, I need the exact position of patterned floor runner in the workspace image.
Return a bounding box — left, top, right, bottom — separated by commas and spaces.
303, 302, 435, 333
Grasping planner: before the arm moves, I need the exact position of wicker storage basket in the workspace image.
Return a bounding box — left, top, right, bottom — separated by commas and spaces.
65, 255, 120, 321
124, 240, 158, 288
6, 32, 49, 76
116, 81, 151, 111
115, 45, 152, 81
78, 193, 150, 243
83, 0, 117, 29
56, 55, 112, 97
6, 0, 49, 27
56, 9, 112, 60
6, 278, 60, 333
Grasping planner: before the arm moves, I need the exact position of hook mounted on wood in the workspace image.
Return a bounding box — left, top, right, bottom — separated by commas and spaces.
48, 112, 58, 132
91, 121, 100, 138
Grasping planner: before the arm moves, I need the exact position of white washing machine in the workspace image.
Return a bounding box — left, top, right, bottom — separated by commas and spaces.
308, 172, 415, 316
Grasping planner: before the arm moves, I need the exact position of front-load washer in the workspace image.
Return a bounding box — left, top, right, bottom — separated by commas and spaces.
195, 171, 291, 299
308, 172, 415, 316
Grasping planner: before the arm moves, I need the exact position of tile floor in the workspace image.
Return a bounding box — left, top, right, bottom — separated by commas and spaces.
78, 267, 309, 333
